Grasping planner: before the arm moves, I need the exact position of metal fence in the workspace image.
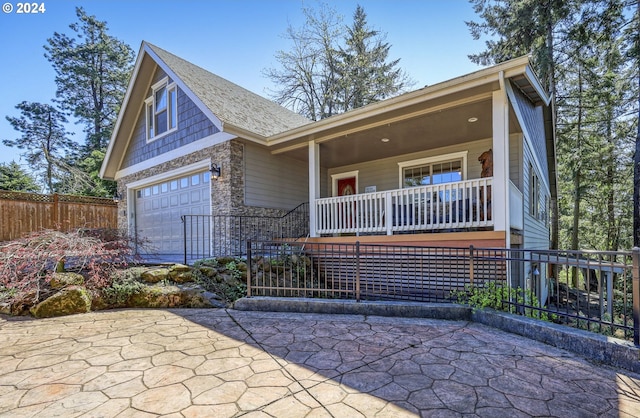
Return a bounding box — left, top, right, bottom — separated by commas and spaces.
246, 240, 639, 345
181, 202, 309, 263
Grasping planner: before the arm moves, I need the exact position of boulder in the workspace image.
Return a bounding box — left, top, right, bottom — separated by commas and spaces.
30, 286, 92, 318
127, 284, 212, 309
141, 268, 170, 283
49, 272, 85, 289
169, 264, 193, 283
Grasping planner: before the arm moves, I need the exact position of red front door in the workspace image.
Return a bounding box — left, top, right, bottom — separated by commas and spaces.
337, 177, 356, 228
337, 177, 356, 197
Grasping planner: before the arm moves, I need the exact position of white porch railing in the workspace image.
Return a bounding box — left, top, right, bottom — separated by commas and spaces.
316, 178, 494, 235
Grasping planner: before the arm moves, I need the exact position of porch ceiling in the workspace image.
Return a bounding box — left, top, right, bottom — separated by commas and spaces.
272, 95, 523, 167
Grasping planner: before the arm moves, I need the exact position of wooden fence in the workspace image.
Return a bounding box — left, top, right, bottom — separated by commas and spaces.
0, 190, 118, 242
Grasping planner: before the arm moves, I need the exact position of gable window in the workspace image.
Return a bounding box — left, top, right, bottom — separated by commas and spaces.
399, 151, 468, 188
145, 78, 177, 141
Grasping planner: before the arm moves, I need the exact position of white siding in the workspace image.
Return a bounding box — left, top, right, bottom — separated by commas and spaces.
244, 143, 308, 209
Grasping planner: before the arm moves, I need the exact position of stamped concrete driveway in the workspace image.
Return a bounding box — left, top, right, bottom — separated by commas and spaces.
0, 308, 639, 417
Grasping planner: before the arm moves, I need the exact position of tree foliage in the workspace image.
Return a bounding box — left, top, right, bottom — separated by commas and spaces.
0, 161, 40, 192
44, 7, 133, 153
468, 0, 638, 251
44, 7, 134, 196
3, 101, 74, 193
264, 3, 412, 121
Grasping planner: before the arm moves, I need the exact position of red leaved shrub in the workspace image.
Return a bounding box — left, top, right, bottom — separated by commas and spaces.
0, 228, 141, 311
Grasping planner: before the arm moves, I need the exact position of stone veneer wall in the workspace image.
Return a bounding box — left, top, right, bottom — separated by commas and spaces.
115, 139, 293, 254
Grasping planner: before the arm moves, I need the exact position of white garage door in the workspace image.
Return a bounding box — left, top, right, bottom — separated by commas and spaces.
135, 171, 210, 256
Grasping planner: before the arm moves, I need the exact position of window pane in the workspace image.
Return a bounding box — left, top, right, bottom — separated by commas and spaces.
191, 174, 200, 186
156, 86, 167, 111
147, 103, 154, 138
169, 88, 177, 129
180, 177, 189, 188
170, 180, 178, 191
155, 110, 167, 134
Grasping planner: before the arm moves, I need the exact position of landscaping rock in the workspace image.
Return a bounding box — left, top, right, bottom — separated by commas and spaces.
128, 284, 213, 309
30, 286, 92, 318
141, 268, 170, 283
169, 264, 193, 283
49, 272, 85, 289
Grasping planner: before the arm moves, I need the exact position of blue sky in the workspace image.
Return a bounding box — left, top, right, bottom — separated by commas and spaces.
0, 0, 486, 168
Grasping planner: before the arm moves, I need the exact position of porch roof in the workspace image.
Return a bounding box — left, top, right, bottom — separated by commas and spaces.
265, 55, 549, 168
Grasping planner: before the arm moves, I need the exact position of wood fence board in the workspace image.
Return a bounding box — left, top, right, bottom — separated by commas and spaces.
0, 191, 117, 242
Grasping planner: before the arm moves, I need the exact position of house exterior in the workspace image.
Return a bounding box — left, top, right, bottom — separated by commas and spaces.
101, 41, 556, 299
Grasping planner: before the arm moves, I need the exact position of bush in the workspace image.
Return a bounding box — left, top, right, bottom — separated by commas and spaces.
453, 281, 552, 321
0, 228, 140, 310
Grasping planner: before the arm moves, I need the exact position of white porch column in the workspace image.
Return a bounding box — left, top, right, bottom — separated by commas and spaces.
492, 72, 511, 249
308, 141, 320, 237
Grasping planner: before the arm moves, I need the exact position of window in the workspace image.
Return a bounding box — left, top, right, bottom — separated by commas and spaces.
529, 163, 540, 218
399, 152, 467, 188
145, 78, 177, 141
403, 159, 462, 187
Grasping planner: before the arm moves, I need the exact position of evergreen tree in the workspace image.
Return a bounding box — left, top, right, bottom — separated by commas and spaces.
0, 161, 40, 192
3, 102, 73, 193
337, 5, 409, 111
468, 0, 637, 251
265, 3, 412, 121
45, 7, 133, 152
44, 7, 134, 196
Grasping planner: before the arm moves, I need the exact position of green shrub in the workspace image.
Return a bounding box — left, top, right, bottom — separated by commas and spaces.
453, 282, 552, 321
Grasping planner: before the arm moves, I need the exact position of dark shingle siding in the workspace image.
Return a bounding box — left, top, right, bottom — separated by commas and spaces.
121, 84, 219, 169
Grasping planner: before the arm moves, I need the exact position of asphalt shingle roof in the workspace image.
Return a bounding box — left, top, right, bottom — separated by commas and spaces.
147, 42, 311, 138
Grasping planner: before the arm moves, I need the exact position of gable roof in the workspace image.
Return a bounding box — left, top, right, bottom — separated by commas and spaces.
101, 42, 310, 179
146, 43, 311, 137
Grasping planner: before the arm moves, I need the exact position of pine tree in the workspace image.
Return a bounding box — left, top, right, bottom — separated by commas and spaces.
0, 161, 40, 192
44, 7, 133, 196
336, 5, 409, 112
44, 7, 133, 152
265, 4, 412, 121
3, 102, 73, 193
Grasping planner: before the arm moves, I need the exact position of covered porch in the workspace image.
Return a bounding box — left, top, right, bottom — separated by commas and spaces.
266, 56, 547, 248
314, 178, 524, 236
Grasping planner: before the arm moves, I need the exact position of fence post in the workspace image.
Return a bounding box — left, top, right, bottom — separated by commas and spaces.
246, 240, 252, 297
633, 247, 640, 346
355, 241, 361, 302
182, 215, 187, 265
53, 193, 59, 229
469, 245, 475, 287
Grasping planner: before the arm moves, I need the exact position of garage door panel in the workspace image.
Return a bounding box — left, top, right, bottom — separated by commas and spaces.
135, 171, 210, 255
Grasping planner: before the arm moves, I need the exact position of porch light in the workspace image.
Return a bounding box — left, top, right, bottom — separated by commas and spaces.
112, 191, 122, 203
210, 163, 221, 180
381, 137, 390, 143
467, 117, 478, 123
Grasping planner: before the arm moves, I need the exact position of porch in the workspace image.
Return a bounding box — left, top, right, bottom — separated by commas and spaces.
314, 177, 523, 236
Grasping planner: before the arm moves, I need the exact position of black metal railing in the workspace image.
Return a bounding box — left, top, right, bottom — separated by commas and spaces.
181, 202, 309, 263
246, 240, 640, 345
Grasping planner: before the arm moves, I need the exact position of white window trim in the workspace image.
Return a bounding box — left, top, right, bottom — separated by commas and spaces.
146, 77, 178, 143
397, 151, 468, 188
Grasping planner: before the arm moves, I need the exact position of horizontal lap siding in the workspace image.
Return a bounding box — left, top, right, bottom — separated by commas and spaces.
244, 143, 308, 210
327, 139, 493, 193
